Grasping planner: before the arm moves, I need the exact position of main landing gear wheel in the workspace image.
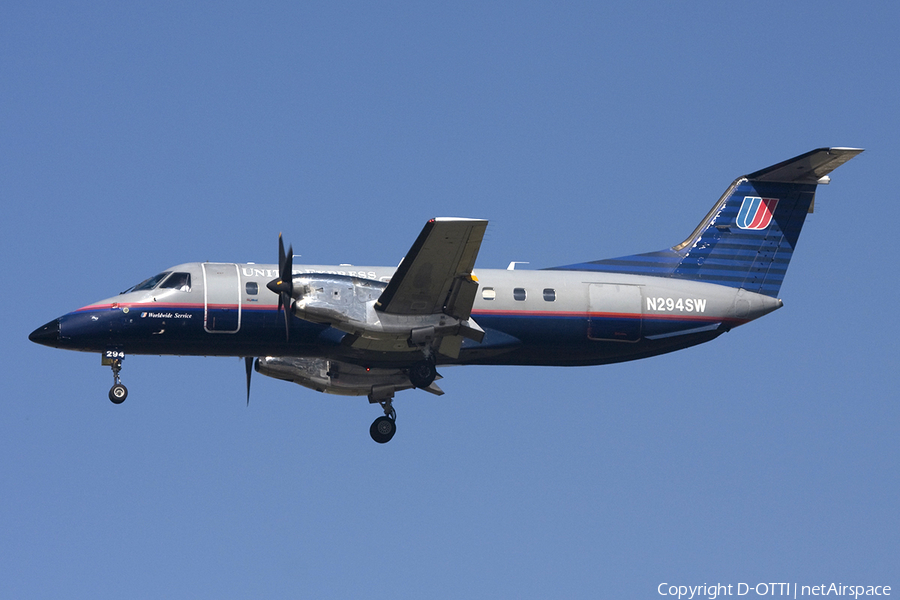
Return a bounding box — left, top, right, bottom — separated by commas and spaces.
368, 389, 397, 444
409, 360, 437, 389
109, 383, 128, 404
370, 415, 396, 444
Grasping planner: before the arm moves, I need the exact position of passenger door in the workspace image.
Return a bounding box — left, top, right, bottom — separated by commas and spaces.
203, 263, 241, 333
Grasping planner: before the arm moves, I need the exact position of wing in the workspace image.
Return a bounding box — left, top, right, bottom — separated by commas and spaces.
375, 218, 488, 320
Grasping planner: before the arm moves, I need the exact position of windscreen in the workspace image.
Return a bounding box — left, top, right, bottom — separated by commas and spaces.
121, 271, 171, 294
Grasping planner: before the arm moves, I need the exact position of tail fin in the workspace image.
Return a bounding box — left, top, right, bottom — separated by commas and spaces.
552, 147, 863, 297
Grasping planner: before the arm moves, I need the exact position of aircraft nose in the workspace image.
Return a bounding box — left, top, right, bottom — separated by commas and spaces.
29, 318, 60, 347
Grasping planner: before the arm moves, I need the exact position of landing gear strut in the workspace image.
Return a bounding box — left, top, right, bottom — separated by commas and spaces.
104, 354, 128, 404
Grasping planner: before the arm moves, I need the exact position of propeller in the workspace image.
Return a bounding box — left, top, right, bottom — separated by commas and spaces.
244, 356, 253, 406
266, 233, 294, 341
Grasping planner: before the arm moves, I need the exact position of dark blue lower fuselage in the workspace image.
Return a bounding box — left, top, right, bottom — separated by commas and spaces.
33, 302, 726, 368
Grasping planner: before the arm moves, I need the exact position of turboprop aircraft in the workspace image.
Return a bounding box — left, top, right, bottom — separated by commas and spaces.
30, 147, 862, 443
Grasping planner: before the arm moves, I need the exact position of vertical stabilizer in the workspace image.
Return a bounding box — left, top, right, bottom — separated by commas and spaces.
551, 148, 863, 297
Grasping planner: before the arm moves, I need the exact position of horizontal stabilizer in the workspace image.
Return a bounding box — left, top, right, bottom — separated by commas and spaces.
746, 147, 863, 183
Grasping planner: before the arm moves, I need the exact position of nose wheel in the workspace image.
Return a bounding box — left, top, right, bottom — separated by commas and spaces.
109, 382, 128, 404
104, 354, 128, 404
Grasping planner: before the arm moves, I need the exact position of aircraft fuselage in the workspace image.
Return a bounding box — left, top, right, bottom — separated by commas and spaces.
33, 261, 781, 368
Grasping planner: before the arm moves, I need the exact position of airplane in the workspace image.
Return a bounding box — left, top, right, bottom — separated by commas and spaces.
29, 147, 862, 443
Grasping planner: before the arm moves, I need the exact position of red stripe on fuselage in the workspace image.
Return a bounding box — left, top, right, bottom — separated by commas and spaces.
471, 309, 740, 324
73, 302, 278, 312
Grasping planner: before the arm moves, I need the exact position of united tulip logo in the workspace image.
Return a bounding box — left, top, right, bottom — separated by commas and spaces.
736, 196, 779, 230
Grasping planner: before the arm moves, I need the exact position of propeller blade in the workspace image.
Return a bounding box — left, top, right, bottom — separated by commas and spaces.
266, 235, 295, 342
282, 244, 293, 284
281, 244, 293, 341
282, 294, 292, 341
276, 234, 285, 314
244, 356, 253, 406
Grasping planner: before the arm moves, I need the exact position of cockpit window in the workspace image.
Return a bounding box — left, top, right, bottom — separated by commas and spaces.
160, 272, 192, 292
122, 272, 172, 294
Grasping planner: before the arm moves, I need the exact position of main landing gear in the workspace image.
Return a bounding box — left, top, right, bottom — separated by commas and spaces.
367, 358, 438, 443
368, 386, 397, 444
103, 352, 128, 404
366, 358, 438, 443
408, 359, 437, 389
370, 412, 396, 444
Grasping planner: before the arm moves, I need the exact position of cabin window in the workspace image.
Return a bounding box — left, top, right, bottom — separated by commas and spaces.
482, 287, 496, 300
160, 272, 192, 292
246, 282, 258, 295
543, 288, 556, 302
513, 288, 526, 301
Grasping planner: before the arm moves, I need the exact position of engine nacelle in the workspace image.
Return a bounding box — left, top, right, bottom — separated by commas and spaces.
255, 356, 416, 397
290, 274, 383, 326
288, 274, 484, 357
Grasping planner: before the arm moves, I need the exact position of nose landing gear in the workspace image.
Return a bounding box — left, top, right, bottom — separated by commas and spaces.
102, 351, 128, 404
109, 380, 127, 404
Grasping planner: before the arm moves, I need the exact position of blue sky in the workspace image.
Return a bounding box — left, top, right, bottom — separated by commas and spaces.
3, 1, 897, 598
